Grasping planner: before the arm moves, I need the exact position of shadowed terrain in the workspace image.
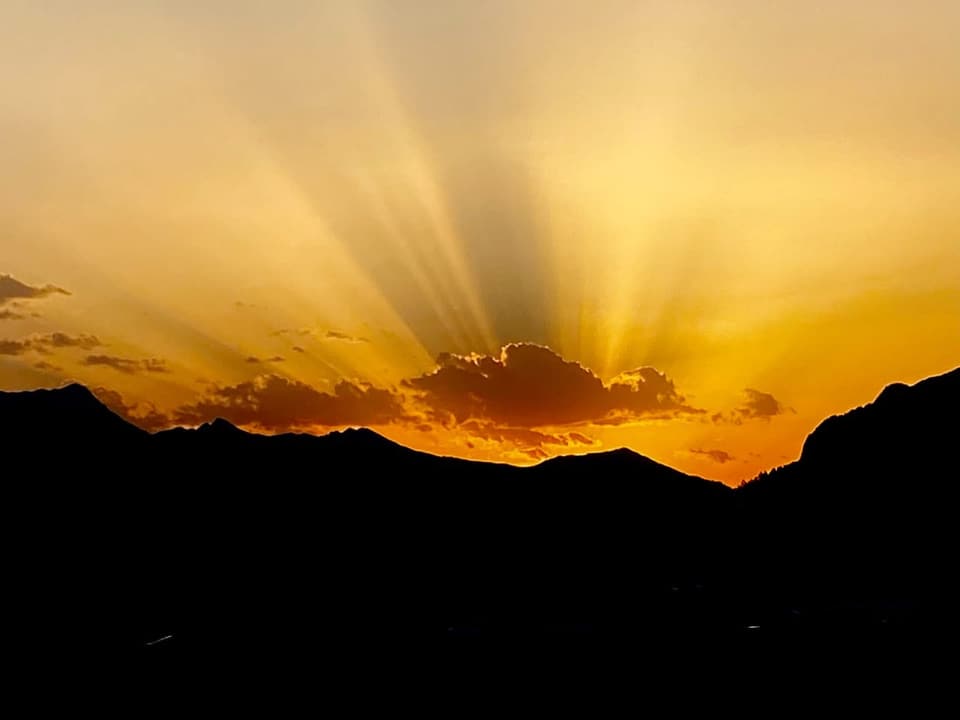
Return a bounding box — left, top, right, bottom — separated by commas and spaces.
3, 367, 958, 669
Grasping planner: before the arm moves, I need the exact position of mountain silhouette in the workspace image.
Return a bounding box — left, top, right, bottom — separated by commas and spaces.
0, 383, 146, 443
3, 366, 958, 668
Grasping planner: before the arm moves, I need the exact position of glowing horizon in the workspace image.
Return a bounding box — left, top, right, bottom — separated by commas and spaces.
2, 1, 959, 484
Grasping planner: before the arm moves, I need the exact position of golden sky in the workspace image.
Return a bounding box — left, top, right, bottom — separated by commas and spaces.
2, 0, 959, 484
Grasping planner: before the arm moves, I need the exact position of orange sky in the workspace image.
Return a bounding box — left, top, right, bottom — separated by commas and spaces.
2, 1, 959, 484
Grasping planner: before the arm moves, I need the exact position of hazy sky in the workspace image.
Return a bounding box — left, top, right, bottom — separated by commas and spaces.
2, 0, 959, 483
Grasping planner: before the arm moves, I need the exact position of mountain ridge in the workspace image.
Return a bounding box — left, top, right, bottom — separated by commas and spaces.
2, 364, 957, 660
4, 365, 956, 484
1, 380, 714, 478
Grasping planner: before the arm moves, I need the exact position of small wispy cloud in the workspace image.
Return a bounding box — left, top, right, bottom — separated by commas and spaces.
712, 389, 792, 424
246, 355, 286, 364
272, 328, 370, 344
323, 330, 370, 344
690, 447, 735, 464
0, 333, 102, 356
82, 355, 170, 374
0, 274, 70, 305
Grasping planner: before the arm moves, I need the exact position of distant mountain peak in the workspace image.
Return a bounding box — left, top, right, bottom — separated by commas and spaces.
198, 417, 245, 435
335, 426, 389, 441
22, 382, 99, 403
0, 381, 145, 438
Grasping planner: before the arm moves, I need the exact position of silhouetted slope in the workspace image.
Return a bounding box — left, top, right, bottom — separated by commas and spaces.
2, 366, 958, 663
0, 383, 145, 443
738, 367, 960, 628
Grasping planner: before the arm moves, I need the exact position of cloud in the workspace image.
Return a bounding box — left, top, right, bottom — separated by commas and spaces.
736, 388, 787, 419
0, 339, 30, 355
92, 387, 171, 432
0, 333, 101, 356
324, 330, 369, 344
82, 354, 170, 374
173, 374, 408, 431
522, 447, 549, 461
711, 388, 791, 424
459, 419, 596, 452
0, 274, 70, 305
274, 328, 369, 344
33, 361, 63, 372
690, 448, 735, 464
246, 355, 285, 364
404, 343, 701, 428
41, 332, 102, 350
0, 308, 25, 321
292, 346, 306, 354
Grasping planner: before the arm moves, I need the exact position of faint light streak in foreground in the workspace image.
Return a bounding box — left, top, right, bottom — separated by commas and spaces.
145, 634, 173, 646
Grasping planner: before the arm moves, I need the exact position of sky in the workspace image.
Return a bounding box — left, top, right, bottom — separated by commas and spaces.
1, 0, 958, 484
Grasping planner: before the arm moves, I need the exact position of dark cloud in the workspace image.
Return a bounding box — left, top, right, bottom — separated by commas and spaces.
292, 346, 306, 354
92, 388, 172, 432
246, 355, 285, 364
324, 330, 369, 344
140, 358, 170, 373
173, 374, 408, 431
42, 332, 101, 350
736, 388, 787, 419
711, 389, 791, 424
82, 355, 170, 374
404, 343, 701, 428
33, 361, 63, 372
690, 448, 735, 464
272, 328, 368, 344
0, 274, 70, 305
459, 419, 596, 453
0, 308, 25, 321
0, 332, 102, 356
0, 339, 31, 355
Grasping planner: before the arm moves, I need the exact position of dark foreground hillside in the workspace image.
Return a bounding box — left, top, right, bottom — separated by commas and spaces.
2, 367, 958, 677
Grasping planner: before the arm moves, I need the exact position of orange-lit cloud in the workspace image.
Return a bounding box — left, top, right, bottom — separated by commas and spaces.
0, 274, 69, 306
173, 374, 408, 431
404, 343, 700, 427
245, 355, 286, 364
690, 448, 735, 464
0, 333, 102, 356
33, 361, 63, 372
0, 307, 25, 321
0, 339, 30, 356
273, 328, 370, 344
81, 355, 170, 375
95, 344, 695, 459
324, 330, 370, 344
459, 419, 596, 453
